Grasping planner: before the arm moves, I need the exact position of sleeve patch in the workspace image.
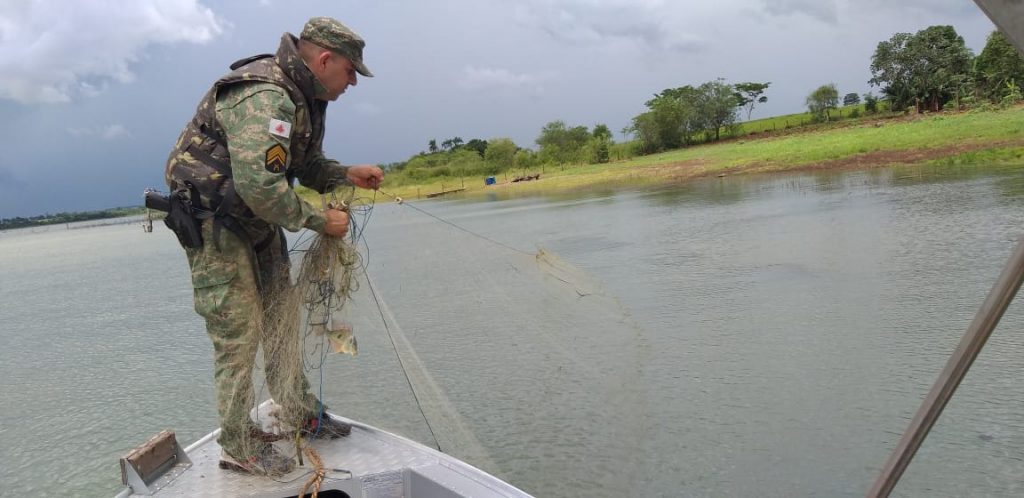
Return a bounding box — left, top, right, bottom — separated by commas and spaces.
265, 144, 287, 173
269, 118, 292, 138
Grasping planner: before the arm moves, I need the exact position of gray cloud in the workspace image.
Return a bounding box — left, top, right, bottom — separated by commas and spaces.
513, 0, 706, 52
67, 124, 131, 140
458, 66, 549, 94
762, 0, 838, 24
352, 102, 383, 116
0, 0, 223, 104
0, 166, 25, 191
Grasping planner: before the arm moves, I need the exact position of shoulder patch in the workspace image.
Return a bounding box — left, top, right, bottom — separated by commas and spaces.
269, 118, 292, 138
265, 144, 287, 173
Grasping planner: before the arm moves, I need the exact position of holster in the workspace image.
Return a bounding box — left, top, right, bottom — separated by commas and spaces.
162, 186, 205, 249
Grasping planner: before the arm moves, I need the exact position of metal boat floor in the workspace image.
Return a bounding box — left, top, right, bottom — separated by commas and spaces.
115, 408, 532, 498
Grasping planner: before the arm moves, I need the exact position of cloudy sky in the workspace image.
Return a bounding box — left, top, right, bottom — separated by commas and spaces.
0, 0, 998, 217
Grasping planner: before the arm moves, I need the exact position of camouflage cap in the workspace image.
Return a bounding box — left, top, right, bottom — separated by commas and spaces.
300, 16, 373, 77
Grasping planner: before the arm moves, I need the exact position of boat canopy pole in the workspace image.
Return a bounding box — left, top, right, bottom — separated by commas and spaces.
866, 3, 1024, 495
972, 0, 1024, 55
866, 235, 1024, 497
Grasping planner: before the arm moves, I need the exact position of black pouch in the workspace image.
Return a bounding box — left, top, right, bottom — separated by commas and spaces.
164, 188, 204, 249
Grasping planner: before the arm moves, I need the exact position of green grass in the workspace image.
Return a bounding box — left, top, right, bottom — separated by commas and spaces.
628, 106, 1024, 172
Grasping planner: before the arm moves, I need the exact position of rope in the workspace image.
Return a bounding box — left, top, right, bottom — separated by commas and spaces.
298, 446, 325, 498
377, 189, 531, 256
363, 271, 443, 452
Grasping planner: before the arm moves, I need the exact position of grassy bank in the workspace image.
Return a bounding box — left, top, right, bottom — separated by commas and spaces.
358, 106, 1024, 201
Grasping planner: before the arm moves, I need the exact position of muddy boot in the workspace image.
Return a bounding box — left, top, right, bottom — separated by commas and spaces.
300, 414, 351, 439
218, 444, 295, 476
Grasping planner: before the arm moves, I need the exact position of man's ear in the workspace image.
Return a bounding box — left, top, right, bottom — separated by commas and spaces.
316, 50, 331, 70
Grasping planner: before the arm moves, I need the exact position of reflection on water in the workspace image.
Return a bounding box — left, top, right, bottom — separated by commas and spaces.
2, 164, 1024, 497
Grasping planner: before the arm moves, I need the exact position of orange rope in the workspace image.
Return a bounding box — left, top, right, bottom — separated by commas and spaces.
297, 446, 325, 498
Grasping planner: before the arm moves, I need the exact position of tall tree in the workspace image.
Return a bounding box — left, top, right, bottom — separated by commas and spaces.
806, 84, 839, 121
869, 32, 915, 111
733, 82, 770, 121
975, 30, 1024, 101
870, 26, 973, 112
640, 85, 702, 150
843, 93, 860, 106
428, 139, 438, 153
698, 78, 740, 141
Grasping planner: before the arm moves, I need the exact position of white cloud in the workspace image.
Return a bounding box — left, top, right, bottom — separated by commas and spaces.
458, 66, 548, 93
67, 124, 131, 140
0, 0, 223, 104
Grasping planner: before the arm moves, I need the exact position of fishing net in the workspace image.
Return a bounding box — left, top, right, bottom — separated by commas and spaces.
236, 188, 365, 469
240, 189, 650, 497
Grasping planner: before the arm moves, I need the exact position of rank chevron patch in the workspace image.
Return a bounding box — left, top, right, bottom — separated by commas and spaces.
265, 144, 287, 173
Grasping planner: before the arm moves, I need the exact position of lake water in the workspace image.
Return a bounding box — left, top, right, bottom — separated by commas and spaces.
2, 164, 1024, 497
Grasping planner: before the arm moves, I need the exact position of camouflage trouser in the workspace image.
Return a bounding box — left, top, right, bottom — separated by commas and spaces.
185, 219, 319, 459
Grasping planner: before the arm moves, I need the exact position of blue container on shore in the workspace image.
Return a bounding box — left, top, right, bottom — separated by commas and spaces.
485, 176, 496, 185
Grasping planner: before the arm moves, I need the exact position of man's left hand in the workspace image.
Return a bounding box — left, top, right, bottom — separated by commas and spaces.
347, 165, 384, 190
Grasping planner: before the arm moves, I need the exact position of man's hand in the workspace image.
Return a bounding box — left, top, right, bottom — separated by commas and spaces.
347, 165, 384, 190
324, 209, 350, 237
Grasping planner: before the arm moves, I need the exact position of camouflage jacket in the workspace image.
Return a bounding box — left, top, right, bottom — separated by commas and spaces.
165, 33, 349, 242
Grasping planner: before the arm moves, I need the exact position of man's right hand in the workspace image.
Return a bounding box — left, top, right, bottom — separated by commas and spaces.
324, 209, 350, 237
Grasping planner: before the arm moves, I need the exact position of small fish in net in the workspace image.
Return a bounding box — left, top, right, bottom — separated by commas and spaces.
312, 322, 358, 356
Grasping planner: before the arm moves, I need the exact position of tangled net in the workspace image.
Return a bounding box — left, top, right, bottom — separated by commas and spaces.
241, 188, 366, 472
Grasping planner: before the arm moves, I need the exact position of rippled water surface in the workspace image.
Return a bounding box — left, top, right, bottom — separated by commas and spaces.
2, 164, 1024, 497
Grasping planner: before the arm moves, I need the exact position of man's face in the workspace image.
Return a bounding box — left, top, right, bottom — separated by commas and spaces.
321, 52, 358, 101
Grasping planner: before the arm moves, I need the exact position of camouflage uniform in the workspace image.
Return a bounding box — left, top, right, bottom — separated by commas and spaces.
163, 19, 372, 460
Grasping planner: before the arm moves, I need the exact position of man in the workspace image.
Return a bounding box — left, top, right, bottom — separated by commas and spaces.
163, 16, 384, 475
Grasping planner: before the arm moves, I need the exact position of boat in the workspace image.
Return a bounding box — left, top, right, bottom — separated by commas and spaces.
114, 401, 533, 497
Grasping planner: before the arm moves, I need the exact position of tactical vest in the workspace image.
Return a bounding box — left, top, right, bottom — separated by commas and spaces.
164, 34, 326, 248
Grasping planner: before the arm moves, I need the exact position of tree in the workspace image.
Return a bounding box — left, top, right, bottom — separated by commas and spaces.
869, 25, 973, 113
863, 92, 880, 113
592, 123, 613, 142
806, 84, 839, 121
733, 82, 770, 121
484, 138, 517, 172
464, 138, 488, 157
637, 85, 702, 151
428, 139, 438, 153
513, 148, 539, 172
536, 121, 590, 165
843, 93, 860, 106
869, 32, 915, 111
698, 78, 740, 141
619, 125, 632, 142
975, 30, 1024, 102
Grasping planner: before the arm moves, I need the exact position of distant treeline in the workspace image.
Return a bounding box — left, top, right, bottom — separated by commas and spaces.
0, 206, 145, 230
382, 26, 1024, 186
